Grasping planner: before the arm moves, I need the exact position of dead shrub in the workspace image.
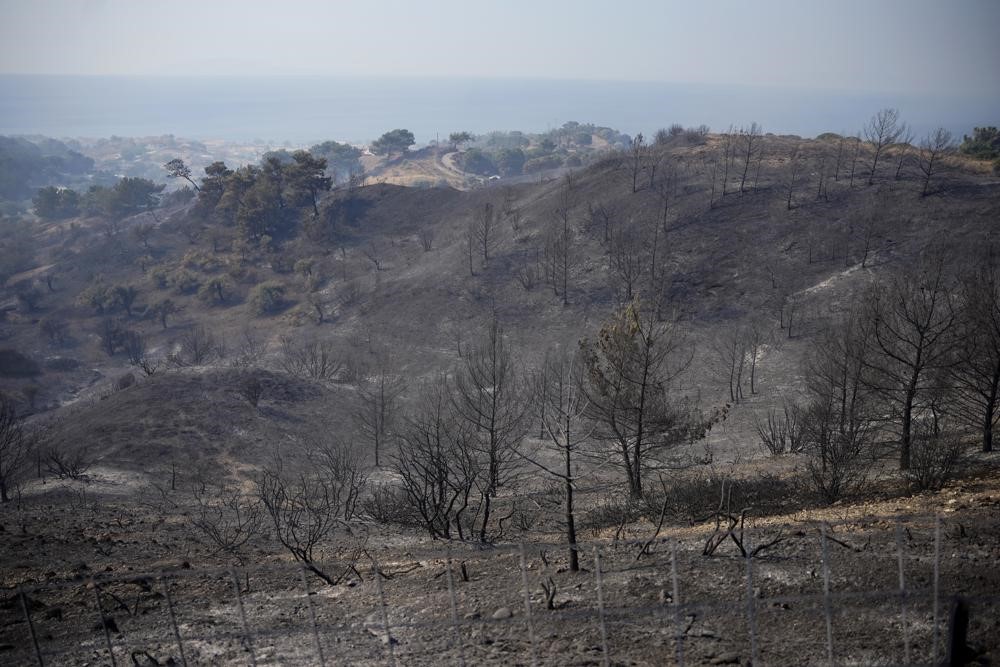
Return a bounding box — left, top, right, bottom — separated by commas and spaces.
905, 428, 965, 492
754, 402, 805, 456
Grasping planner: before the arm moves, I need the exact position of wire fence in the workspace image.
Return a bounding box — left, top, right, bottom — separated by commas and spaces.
3, 512, 997, 666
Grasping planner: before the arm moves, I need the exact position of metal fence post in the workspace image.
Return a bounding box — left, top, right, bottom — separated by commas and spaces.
161, 576, 188, 667
18, 586, 44, 667
373, 558, 397, 667
91, 578, 118, 667
671, 540, 684, 667
744, 533, 759, 666
895, 520, 910, 665
932, 515, 942, 666
820, 523, 835, 667
445, 545, 467, 667
593, 547, 611, 667
518, 543, 539, 667
230, 569, 257, 667
299, 565, 326, 667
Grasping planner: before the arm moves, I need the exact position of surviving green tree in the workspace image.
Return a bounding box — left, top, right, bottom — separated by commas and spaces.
371, 129, 415, 157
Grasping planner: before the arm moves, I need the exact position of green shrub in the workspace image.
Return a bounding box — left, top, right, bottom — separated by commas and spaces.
77, 283, 116, 314
169, 269, 201, 294
524, 155, 563, 173
959, 126, 1000, 160
458, 148, 497, 176
198, 277, 232, 304
250, 281, 286, 315
181, 249, 220, 271
150, 267, 169, 289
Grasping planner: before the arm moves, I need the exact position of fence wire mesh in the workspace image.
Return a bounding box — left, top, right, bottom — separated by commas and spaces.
3, 512, 997, 666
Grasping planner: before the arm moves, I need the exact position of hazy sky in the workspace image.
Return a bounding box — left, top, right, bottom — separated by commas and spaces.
1, 0, 998, 96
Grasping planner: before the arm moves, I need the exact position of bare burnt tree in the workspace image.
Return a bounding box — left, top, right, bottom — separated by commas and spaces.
526, 350, 591, 571
306, 293, 325, 325
586, 201, 617, 246
779, 293, 800, 338
848, 134, 862, 187
705, 152, 720, 208
653, 160, 677, 234
862, 255, 960, 470
362, 239, 384, 271
580, 299, 712, 498
450, 318, 528, 542
784, 146, 802, 210
354, 359, 407, 467
189, 481, 263, 591
465, 219, 476, 276
256, 460, 363, 585
516, 247, 541, 290
44, 442, 91, 480
833, 135, 846, 181
626, 133, 647, 193
800, 312, 878, 502
751, 147, 765, 193
864, 108, 904, 186
719, 127, 735, 198
230, 327, 269, 369
607, 220, 649, 303
0, 394, 34, 503
815, 156, 829, 201
418, 226, 434, 251
893, 126, 915, 180
543, 191, 578, 306
473, 202, 499, 264
643, 211, 666, 299
172, 325, 222, 366
952, 253, 1000, 452
239, 374, 264, 407
738, 122, 763, 194
754, 401, 805, 456
304, 439, 368, 521
393, 378, 479, 540
860, 206, 883, 269
122, 330, 146, 367
278, 336, 342, 381
917, 127, 955, 197
745, 321, 766, 395
98, 318, 126, 357
714, 327, 747, 404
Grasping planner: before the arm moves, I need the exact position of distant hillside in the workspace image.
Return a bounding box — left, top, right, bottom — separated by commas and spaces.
1, 129, 998, 467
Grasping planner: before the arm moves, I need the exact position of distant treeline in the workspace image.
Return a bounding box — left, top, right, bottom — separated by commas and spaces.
0, 136, 101, 203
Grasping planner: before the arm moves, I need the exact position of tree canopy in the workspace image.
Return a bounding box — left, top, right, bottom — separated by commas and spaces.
308, 140, 363, 179
188, 150, 332, 242
959, 126, 1000, 160
448, 131, 474, 149
458, 148, 496, 176
371, 129, 415, 157
33, 186, 80, 219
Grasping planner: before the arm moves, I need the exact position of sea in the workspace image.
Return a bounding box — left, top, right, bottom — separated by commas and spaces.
0, 75, 996, 145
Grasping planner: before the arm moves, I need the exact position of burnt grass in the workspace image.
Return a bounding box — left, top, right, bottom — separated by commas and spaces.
1, 470, 999, 665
